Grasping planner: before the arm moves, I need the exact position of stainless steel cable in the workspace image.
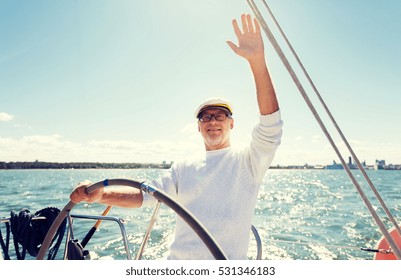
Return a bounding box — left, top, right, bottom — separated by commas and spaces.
259, 0, 401, 242
246, 0, 401, 259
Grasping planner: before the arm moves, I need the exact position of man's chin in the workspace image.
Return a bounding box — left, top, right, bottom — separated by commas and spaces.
205, 137, 222, 146
204, 137, 230, 150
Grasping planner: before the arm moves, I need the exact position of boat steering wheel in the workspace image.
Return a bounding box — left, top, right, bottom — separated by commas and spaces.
36, 179, 227, 260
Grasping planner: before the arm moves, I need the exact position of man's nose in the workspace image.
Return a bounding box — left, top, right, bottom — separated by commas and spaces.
209, 116, 218, 123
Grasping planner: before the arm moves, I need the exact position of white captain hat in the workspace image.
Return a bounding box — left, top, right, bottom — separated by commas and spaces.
194, 97, 233, 119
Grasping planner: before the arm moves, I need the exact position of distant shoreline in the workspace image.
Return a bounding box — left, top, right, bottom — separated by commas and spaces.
0, 161, 172, 170
1, 161, 400, 170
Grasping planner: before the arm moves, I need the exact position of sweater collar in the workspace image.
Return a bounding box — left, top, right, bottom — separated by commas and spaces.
205, 146, 232, 158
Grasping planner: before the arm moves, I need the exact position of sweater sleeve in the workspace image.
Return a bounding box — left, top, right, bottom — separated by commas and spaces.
248, 110, 283, 185
141, 165, 179, 208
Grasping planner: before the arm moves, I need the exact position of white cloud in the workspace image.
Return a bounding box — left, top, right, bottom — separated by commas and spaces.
180, 121, 200, 141
312, 134, 323, 143
2, 130, 400, 166
0, 112, 14, 122
274, 135, 401, 166
0, 134, 204, 163
0, 135, 83, 162
0, 122, 206, 163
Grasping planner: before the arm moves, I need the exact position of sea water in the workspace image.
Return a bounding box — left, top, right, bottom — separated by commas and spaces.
0, 169, 400, 260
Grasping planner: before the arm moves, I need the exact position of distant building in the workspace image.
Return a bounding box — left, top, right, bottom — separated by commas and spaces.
374, 160, 386, 170
325, 157, 367, 170
325, 160, 343, 169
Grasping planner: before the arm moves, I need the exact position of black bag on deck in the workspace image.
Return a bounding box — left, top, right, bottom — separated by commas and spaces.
67, 239, 89, 260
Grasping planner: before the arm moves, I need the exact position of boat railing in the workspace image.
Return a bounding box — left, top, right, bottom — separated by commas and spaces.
65, 211, 263, 260
66, 213, 133, 260
2, 209, 263, 260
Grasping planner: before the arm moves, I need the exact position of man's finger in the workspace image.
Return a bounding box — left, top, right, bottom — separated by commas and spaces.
241, 14, 249, 33
226, 41, 239, 54
246, 14, 254, 33
232, 19, 242, 38
254, 18, 260, 34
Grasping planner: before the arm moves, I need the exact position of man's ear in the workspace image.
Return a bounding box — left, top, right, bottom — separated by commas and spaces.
230, 119, 234, 129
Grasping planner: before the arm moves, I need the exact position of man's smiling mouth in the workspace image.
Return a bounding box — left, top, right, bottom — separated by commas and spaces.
207, 128, 222, 132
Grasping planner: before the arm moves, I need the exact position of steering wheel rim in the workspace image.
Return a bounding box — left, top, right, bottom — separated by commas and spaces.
36, 178, 227, 260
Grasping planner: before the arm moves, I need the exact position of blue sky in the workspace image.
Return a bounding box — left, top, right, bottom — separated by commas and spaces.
1, 0, 400, 166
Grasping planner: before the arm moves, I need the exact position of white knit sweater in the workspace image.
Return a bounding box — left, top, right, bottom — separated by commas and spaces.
143, 110, 283, 259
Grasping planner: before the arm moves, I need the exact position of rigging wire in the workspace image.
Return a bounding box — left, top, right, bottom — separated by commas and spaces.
245, 0, 401, 259
259, 0, 401, 243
